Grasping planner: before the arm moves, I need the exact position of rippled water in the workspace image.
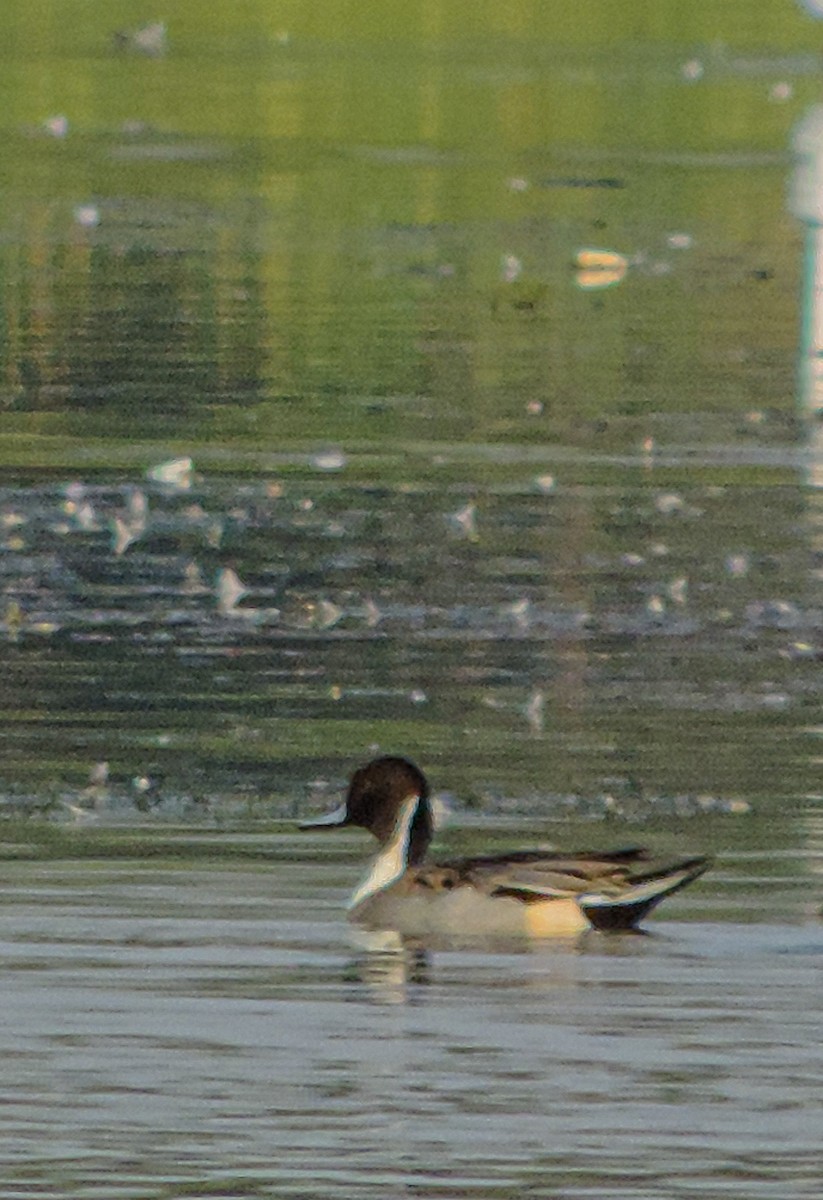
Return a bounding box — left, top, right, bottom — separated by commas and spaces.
3, 847, 823, 1199
1, 452, 819, 813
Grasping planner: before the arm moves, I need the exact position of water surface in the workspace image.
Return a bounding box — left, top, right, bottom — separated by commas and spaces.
1, 4, 822, 1197
2, 850, 822, 1199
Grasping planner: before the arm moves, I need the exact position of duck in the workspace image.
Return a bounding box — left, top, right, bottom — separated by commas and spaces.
300, 756, 712, 938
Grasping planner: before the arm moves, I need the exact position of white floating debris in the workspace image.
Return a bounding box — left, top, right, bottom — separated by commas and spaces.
525, 399, 544, 415
501, 254, 522, 283
291, 598, 341, 630
782, 641, 818, 660
534, 473, 555, 493
79, 761, 110, 810
62, 800, 100, 823
315, 599, 343, 629
409, 688, 428, 704
43, 114, 69, 138
449, 502, 477, 539
147, 456, 193, 490
111, 487, 148, 556
745, 599, 800, 627
216, 567, 248, 616
121, 118, 150, 136
506, 177, 529, 192
88, 761, 109, 786
206, 520, 223, 549
654, 492, 685, 515
669, 576, 688, 605
74, 204, 100, 228
135, 20, 167, 54
114, 20, 167, 56
363, 598, 382, 628
666, 232, 693, 250
63, 480, 86, 502
112, 514, 140, 556
505, 598, 531, 630
73, 501, 100, 532
769, 81, 793, 103
725, 552, 750, 578
430, 792, 452, 830
181, 561, 208, 594
681, 59, 704, 82
127, 487, 148, 527
311, 449, 347, 471
646, 594, 666, 618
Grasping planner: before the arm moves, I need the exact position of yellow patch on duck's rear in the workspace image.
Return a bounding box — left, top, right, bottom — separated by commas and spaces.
522, 898, 590, 938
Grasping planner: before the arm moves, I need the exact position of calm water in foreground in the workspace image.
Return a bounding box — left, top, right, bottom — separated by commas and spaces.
2, 3, 823, 1197
2, 845, 822, 1199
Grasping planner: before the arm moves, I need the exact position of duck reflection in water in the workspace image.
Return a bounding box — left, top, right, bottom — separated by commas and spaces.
344, 927, 432, 1004
301, 757, 712, 942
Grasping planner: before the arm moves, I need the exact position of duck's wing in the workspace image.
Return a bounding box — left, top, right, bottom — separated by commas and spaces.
417, 846, 712, 930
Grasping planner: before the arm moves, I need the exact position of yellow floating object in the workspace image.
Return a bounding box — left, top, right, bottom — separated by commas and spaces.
574, 247, 628, 290
575, 248, 629, 271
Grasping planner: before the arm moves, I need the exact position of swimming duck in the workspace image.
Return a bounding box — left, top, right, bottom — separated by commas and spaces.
301, 756, 712, 937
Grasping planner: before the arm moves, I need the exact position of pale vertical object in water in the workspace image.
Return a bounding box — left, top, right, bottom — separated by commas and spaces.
790, 106, 823, 418
526, 688, 545, 733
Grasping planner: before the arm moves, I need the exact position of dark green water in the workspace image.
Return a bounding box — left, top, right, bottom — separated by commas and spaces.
1, 4, 822, 1197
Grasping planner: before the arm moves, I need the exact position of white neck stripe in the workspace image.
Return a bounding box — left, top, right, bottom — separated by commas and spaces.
347, 794, 419, 912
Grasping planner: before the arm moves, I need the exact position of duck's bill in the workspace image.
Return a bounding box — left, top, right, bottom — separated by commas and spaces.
298, 801, 349, 830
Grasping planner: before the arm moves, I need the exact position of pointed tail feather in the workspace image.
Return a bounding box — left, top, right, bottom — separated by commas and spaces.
579, 856, 712, 932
